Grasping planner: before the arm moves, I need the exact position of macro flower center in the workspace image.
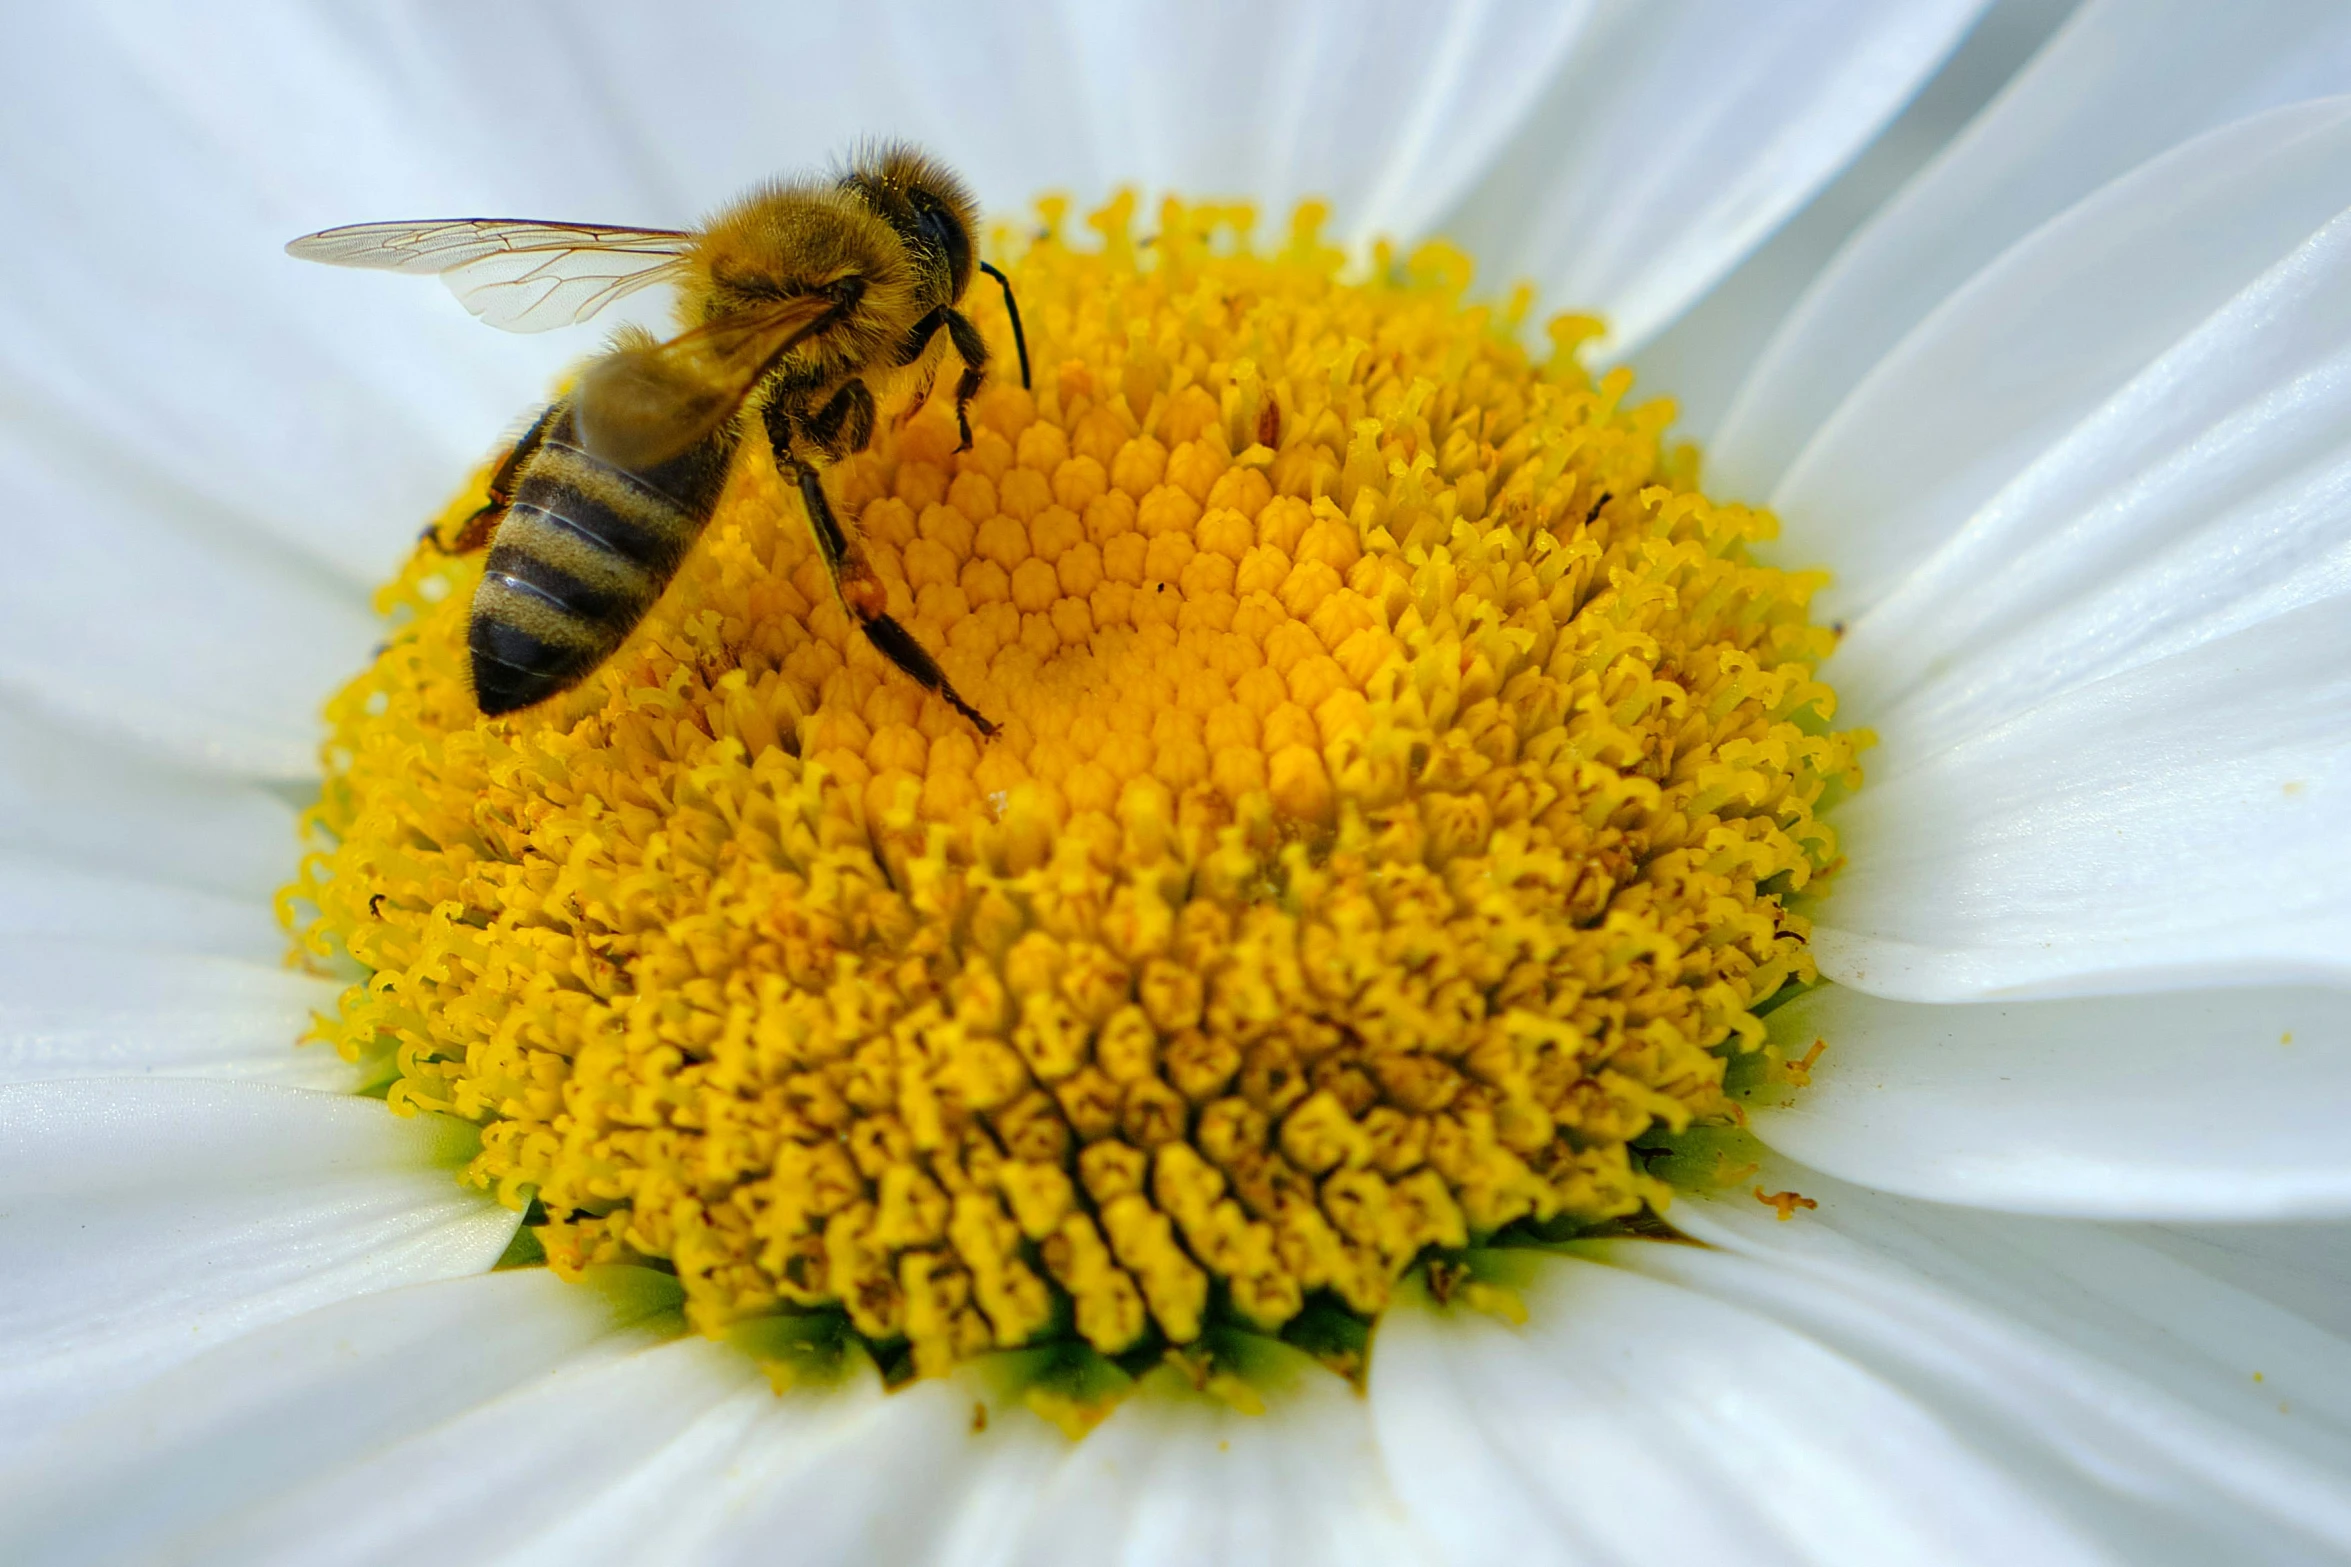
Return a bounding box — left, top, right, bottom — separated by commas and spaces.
290, 195, 1860, 1431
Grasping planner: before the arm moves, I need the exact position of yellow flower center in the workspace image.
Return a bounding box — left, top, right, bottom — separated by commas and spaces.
289, 195, 1861, 1429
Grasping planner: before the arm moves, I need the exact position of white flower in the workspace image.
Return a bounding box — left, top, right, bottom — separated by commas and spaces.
4, 2, 2351, 1563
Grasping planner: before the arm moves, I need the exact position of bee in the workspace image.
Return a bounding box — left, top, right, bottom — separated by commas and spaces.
288, 144, 1029, 731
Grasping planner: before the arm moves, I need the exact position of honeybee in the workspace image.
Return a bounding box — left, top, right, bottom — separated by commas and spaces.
288, 144, 1028, 731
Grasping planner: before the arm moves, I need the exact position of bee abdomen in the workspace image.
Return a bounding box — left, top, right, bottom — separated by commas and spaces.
469, 435, 709, 715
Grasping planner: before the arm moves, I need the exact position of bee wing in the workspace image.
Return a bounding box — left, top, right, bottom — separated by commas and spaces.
285, 219, 694, 332
574, 294, 846, 472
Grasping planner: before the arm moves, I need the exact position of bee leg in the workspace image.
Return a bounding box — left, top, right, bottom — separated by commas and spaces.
763, 403, 855, 567
803, 458, 997, 736
445, 507, 501, 555
804, 380, 878, 462
893, 307, 947, 368
857, 613, 996, 736
767, 411, 996, 736
885, 307, 947, 429
842, 382, 878, 455
942, 308, 991, 454
439, 401, 558, 554
897, 359, 942, 429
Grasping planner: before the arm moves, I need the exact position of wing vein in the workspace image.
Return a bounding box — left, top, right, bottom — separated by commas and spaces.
285, 218, 694, 332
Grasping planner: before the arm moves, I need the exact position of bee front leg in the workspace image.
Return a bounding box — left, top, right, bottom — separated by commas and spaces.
764, 397, 995, 735
942, 308, 990, 454
890, 307, 947, 429
441, 401, 558, 554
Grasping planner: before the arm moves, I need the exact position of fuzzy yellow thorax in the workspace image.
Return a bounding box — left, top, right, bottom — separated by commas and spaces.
289, 194, 1861, 1425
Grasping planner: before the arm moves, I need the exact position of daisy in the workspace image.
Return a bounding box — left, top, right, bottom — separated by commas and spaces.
4, 2, 2351, 1563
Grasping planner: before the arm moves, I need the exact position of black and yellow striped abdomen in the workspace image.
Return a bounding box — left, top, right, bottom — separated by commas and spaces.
469, 404, 738, 715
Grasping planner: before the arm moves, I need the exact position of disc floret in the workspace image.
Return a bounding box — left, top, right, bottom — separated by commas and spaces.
292, 194, 1861, 1419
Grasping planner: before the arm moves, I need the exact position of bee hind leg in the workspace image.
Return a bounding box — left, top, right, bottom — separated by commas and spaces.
437, 402, 558, 554
441, 508, 500, 555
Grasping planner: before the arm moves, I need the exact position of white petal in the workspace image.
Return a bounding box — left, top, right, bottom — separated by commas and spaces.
1653, 1169, 2351, 1561
1835, 198, 2351, 764
1055, 0, 1592, 248
477, 1361, 1030, 1567
485, 1385, 800, 1567
1627, 0, 2078, 443
0, 1268, 676, 1567
0, 414, 376, 780
0, 937, 352, 1088
1369, 1254, 2104, 1565
497, 1374, 960, 1567
167, 1335, 768, 1567
0, 693, 294, 899
1769, 96, 2351, 625
636, 1378, 1025, 1567
0, 852, 290, 963
2126, 1220, 2351, 1342
1713, 0, 2351, 499
555, 0, 1590, 255
0, 1079, 511, 1459
0, 6, 650, 590
1750, 982, 2351, 1218
1437, 0, 1988, 354
979, 1352, 1429, 1567
511, 1344, 1432, 1567
571, 2, 1094, 214
1813, 594, 2351, 999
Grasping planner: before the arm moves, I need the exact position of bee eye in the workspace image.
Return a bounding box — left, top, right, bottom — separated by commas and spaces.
911, 196, 970, 284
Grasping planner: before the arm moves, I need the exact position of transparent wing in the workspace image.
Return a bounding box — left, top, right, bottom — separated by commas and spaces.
575, 294, 844, 471
285, 219, 693, 332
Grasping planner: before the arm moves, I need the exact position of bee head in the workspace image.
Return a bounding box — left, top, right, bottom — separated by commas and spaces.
838, 142, 979, 304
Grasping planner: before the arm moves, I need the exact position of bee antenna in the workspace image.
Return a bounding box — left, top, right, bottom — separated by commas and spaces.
978, 261, 1031, 391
